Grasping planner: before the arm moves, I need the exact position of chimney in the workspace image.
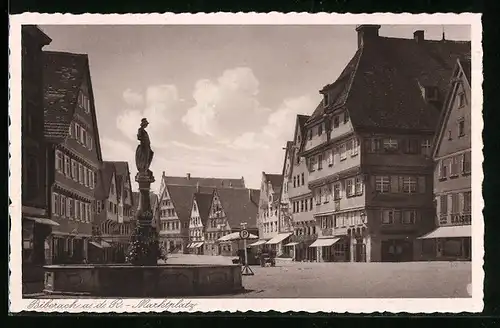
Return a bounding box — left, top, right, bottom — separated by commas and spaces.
196, 182, 200, 193
248, 189, 252, 201
162, 171, 165, 177
186, 173, 191, 180
414, 30, 425, 43
355, 25, 381, 49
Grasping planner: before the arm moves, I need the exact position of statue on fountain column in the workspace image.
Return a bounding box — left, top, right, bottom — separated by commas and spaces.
135, 118, 155, 177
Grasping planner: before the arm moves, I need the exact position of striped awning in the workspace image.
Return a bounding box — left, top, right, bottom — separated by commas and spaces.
284, 242, 300, 247
24, 216, 59, 226
309, 238, 340, 248
249, 240, 268, 247
418, 225, 471, 239
266, 232, 292, 245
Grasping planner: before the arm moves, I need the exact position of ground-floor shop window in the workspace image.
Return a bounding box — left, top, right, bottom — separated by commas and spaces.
437, 238, 465, 258
422, 239, 435, 256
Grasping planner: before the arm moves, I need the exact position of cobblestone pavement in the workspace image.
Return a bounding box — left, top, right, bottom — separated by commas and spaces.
25, 254, 472, 299
167, 254, 472, 298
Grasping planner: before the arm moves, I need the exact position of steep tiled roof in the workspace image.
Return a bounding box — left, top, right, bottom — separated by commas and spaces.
193, 192, 214, 226
264, 173, 283, 193
432, 57, 472, 158
308, 50, 363, 123
42, 50, 103, 160
459, 57, 471, 84
100, 162, 116, 197
313, 35, 470, 132
297, 114, 310, 133
167, 185, 215, 223
163, 175, 246, 189
43, 51, 87, 141
217, 188, 260, 230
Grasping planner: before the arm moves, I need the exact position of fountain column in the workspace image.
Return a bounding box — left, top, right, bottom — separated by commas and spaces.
126, 117, 159, 266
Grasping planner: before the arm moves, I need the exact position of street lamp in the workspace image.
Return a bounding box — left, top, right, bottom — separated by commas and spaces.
360, 211, 367, 224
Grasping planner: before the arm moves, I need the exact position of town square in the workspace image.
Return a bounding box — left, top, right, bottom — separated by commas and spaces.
14, 18, 476, 305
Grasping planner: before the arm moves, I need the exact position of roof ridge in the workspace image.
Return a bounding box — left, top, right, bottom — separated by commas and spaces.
341, 47, 364, 125
43, 50, 89, 57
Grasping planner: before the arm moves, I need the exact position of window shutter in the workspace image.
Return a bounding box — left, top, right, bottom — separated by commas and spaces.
52, 193, 57, 214
66, 198, 71, 218
371, 176, 376, 191
418, 176, 426, 193
398, 176, 404, 192
459, 193, 465, 214
390, 176, 399, 193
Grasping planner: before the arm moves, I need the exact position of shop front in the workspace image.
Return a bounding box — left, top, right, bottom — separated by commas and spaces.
265, 232, 293, 257
309, 237, 349, 262
50, 233, 90, 264
88, 239, 112, 263
418, 225, 471, 261
187, 241, 205, 255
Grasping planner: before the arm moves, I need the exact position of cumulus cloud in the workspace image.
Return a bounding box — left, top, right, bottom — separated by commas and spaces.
226, 95, 316, 151
122, 89, 144, 108
225, 132, 270, 150
111, 71, 318, 191
181, 67, 269, 139
116, 84, 180, 144
263, 95, 317, 139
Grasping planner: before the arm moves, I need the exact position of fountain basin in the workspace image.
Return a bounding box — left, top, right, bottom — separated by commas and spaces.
43, 263, 243, 297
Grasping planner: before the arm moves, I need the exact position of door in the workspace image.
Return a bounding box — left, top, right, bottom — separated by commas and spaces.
381, 239, 413, 262
355, 243, 366, 262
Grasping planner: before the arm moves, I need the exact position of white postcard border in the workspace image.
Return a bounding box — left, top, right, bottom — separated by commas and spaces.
9, 12, 483, 313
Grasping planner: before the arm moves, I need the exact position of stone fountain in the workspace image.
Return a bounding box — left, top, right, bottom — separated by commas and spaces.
42, 118, 243, 297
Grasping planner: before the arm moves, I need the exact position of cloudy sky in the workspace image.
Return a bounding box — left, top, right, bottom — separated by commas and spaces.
39, 24, 470, 191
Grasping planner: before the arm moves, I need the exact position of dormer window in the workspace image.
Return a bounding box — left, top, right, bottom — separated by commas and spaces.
318, 123, 323, 136
78, 91, 91, 114
323, 93, 330, 107
307, 129, 313, 140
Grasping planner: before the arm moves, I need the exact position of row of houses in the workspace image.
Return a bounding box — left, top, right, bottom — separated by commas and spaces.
21, 26, 264, 283
253, 25, 472, 263
154, 172, 260, 256
21, 26, 142, 289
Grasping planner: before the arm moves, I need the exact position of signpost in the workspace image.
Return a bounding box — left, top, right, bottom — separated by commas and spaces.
239, 222, 254, 276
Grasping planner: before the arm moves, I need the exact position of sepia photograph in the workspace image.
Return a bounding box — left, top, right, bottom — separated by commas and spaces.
9, 13, 482, 313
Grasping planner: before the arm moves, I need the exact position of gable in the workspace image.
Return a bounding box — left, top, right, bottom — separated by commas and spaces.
108, 173, 118, 203
434, 61, 472, 158
43, 51, 103, 162
190, 199, 200, 218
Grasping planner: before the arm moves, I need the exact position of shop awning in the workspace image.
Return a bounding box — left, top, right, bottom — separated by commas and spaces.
284, 242, 300, 247
89, 241, 103, 249
309, 238, 340, 248
249, 240, 268, 247
266, 232, 293, 245
218, 231, 258, 242
100, 240, 112, 248
418, 225, 472, 239
89, 240, 112, 249
193, 242, 204, 248
24, 216, 60, 226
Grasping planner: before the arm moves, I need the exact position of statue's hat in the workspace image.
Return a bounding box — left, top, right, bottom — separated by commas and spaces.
141, 118, 149, 125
